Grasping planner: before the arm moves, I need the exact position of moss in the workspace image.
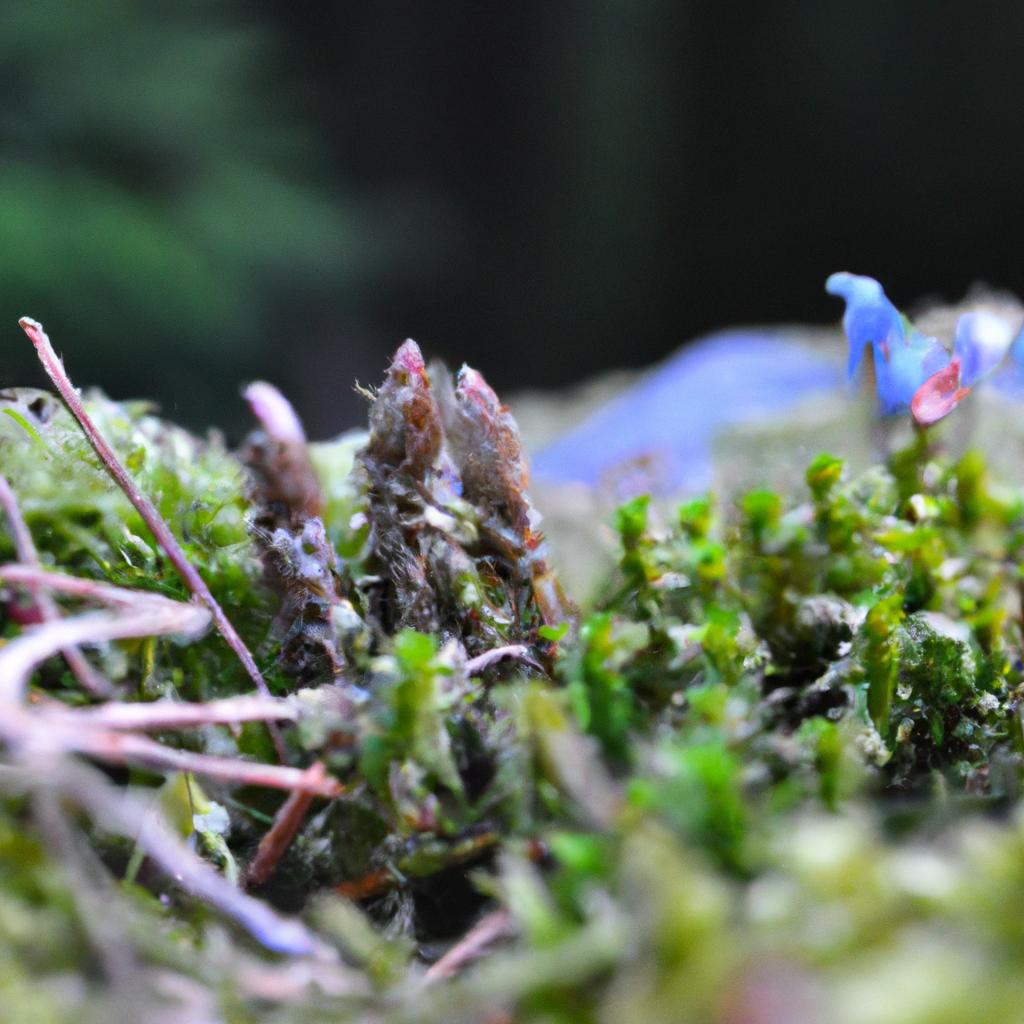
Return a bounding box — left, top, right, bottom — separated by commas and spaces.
8, 362, 1024, 1021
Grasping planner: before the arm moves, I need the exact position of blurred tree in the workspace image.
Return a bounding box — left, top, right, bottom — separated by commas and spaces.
0, 0, 361, 429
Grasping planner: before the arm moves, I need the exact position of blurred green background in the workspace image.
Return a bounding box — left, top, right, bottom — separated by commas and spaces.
2, 1, 1024, 437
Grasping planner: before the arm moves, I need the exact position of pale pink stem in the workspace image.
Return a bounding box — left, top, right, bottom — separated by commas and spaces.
0, 585, 338, 796
0, 478, 38, 568
0, 475, 112, 696
244, 762, 326, 889
19, 319, 271, 693
50, 758, 334, 957
59, 694, 298, 732
465, 643, 543, 676
0, 563, 187, 607
0, 588, 210, 704
421, 910, 514, 984
64, 730, 342, 797
19, 318, 286, 759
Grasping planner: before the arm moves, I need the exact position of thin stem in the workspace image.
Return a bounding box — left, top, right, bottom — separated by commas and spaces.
0, 578, 210, 704
336, 832, 499, 902
0, 474, 112, 696
65, 730, 343, 796
1, 562, 200, 607
0, 476, 37, 566
464, 643, 543, 677
244, 761, 326, 889
32, 790, 139, 984
40, 757, 335, 957
0, 587, 323, 793
19, 317, 286, 759
421, 910, 513, 984
60, 694, 298, 731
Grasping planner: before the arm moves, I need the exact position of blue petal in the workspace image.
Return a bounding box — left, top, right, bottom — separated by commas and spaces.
993, 323, 1024, 395
825, 272, 905, 379
874, 333, 949, 414
531, 330, 841, 493
1011, 324, 1024, 366
954, 311, 1017, 387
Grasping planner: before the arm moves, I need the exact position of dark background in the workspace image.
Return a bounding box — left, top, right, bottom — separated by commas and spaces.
2, 1, 1022, 438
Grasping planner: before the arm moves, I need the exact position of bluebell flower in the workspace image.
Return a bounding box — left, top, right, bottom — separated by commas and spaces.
826, 272, 949, 415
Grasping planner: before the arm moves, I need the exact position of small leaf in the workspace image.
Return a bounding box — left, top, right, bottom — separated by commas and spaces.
539, 622, 569, 643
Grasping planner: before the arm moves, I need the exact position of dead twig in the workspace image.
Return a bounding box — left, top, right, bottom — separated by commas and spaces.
19, 318, 285, 761
465, 644, 544, 677
0, 570, 210, 705
0, 568, 336, 789
0, 597, 333, 794
334, 866, 397, 903
65, 729, 343, 796
0, 571, 327, 955
336, 832, 500, 902
0, 474, 112, 696
58, 694, 299, 732
421, 910, 514, 985
0, 562, 192, 607
26, 756, 335, 957
244, 761, 327, 889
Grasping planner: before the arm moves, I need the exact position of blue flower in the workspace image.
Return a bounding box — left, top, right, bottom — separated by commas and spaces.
826, 272, 949, 415
828, 272, 1022, 424
953, 312, 1017, 387
911, 310, 1018, 424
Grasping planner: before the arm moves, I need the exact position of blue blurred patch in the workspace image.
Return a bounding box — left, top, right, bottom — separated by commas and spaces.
531, 330, 842, 494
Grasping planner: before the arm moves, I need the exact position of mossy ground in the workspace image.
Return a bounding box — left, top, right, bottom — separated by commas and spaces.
3, 376, 1024, 1023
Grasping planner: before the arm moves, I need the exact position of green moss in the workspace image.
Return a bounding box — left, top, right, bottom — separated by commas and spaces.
8, 384, 1024, 1021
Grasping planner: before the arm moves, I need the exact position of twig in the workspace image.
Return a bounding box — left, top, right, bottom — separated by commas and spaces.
59, 694, 299, 731
64, 729, 343, 796
0, 573, 328, 954
232, 959, 369, 1003
0, 562, 181, 606
421, 910, 514, 985
244, 761, 327, 889
465, 644, 544, 677
0, 479, 38, 574
0, 573, 210, 704
19, 319, 281, 723
0, 603, 330, 793
334, 866, 397, 902
0, 474, 112, 696
33, 756, 335, 957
